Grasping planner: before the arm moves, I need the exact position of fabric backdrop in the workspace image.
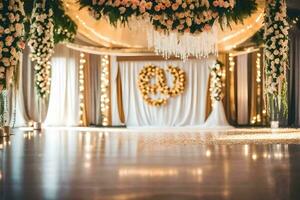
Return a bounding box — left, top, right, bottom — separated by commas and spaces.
237, 54, 249, 125
44, 45, 81, 126
288, 27, 300, 127
15, 45, 49, 127
117, 59, 214, 127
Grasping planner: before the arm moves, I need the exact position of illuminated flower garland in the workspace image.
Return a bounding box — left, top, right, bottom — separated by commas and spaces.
148, 0, 234, 34
138, 65, 185, 106
209, 62, 224, 105
0, 0, 25, 91
82, 0, 152, 25
264, 0, 289, 115
80, 0, 234, 34
28, 0, 54, 98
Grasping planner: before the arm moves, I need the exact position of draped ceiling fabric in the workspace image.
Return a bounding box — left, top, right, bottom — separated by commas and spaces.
117, 59, 214, 127
63, 0, 265, 55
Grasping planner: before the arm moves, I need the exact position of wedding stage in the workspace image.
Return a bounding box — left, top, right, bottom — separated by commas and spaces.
2, 0, 300, 200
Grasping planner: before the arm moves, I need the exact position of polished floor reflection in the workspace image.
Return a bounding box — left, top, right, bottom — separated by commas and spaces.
1, 128, 300, 200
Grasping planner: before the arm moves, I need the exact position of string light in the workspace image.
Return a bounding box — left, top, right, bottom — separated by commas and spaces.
100, 55, 110, 126
79, 52, 86, 126
256, 53, 262, 83
251, 52, 265, 125
229, 53, 235, 72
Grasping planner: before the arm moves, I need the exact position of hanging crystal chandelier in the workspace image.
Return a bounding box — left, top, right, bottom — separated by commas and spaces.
147, 25, 218, 60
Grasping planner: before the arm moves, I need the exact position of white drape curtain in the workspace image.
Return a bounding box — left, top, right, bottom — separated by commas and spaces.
117, 59, 214, 127
15, 46, 49, 127
110, 56, 123, 126
44, 45, 80, 126
237, 54, 249, 125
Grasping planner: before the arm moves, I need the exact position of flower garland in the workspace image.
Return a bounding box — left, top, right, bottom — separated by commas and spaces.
148, 0, 234, 34
80, 0, 236, 34
81, 0, 151, 26
24, 0, 78, 44
0, 0, 25, 91
264, 0, 289, 116
138, 65, 185, 106
209, 61, 224, 105
28, 0, 54, 98
52, 0, 77, 43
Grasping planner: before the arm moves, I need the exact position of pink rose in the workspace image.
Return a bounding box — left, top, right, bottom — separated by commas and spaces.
184, 28, 190, 33
172, 3, 179, 10
213, 1, 219, 7
145, 2, 152, 10
204, 24, 211, 31
154, 5, 160, 11
18, 41, 25, 49
5, 36, 13, 46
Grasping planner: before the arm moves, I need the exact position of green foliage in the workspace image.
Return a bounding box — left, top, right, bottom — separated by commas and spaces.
79, 0, 258, 33
24, 0, 77, 44
250, 9, 300, 46
222, 0, 258, 29
251, 28, 264, 46
0, 91, 7, 126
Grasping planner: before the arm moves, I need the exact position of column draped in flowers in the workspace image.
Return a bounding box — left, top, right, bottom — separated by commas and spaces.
264, 0, 289, 125
0, 0, 25, 127
209, 61, 225, 106
28, 0, 54, 99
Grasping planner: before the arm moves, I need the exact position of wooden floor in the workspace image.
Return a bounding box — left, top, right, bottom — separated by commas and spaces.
1, 128, 300, 200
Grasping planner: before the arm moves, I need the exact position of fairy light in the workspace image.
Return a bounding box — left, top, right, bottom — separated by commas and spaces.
251, 52, 263, 125
100, 55, 110, 126
256, 53, 262, 83
79, 52, 86, 126
229, 53, 235, 72
206, 150, 211, 157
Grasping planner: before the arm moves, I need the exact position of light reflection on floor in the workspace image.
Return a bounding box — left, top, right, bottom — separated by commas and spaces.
1, 128, 300, 200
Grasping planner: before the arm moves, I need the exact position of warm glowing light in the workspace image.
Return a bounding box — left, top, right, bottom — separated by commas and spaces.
206, 150, 211, 157
263, 152, 268, 158
84, 162, 91, 169
229, 54, 235, 72
244, 145, 249, 156
85, 153, 91, 160
79, 52, 86, 126
119, 168, 178, 177
100, 56, 110, 126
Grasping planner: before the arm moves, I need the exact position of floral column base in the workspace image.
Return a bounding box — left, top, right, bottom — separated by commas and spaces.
269, 95, 280, 129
